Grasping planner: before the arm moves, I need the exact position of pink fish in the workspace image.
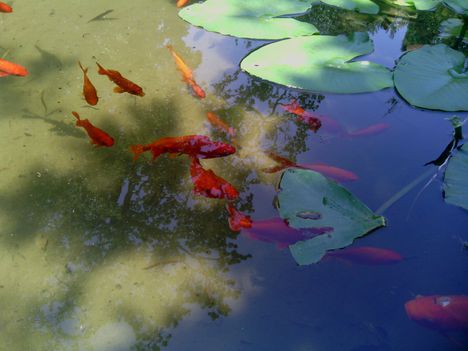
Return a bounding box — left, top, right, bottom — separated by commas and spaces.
324, 246, 403, 265
242, 217, 333, 249
226, 203, 252, 232
280, 100, 321, 132
263, 152, 358, 182
347, 123, 390, 137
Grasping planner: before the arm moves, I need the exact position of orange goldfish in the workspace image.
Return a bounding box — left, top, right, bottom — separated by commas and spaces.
347, 123, 390, 137
0, 2, 12, 13
226, 203, 252, 231
166, 45, 205, 99
263, 152, 358, 182
280, 99, 321, 132
324, 246, 403, 265
130, 135, 236, 161
72, 111, 114, 147
206, 112, 236, 138
78, 61, 99, 106
96, 62, 145, 97
189, 157, 239, 200
176, 0, 190, 8
0, 58, 28, 76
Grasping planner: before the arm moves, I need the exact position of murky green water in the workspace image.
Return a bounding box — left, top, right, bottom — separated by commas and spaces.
1, 1, 467, 350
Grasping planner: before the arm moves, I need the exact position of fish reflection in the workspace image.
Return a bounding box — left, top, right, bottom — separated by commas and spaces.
323, 246, 403, 265
347, 123, 390, 137
130, 135, 235, 161
264, 152, 358, 182
241, 217, 332, 249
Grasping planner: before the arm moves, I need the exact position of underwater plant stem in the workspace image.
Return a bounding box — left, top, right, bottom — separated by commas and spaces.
375, 168, 434, 215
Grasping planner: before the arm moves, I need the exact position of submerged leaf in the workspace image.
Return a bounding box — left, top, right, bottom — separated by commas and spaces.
241, 32, 393, 94
178, 0, 318, 39
395, 0, 468, 14
278, 169, 386, 265
444, 143, 468, 211
320, 0, 380, 14
394, 44, 468, 111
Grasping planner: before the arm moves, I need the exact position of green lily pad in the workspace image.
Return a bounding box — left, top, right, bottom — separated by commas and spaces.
444, 142, 468, 211
320, 0, 380, 14
395, 0, 468, 14
394, 44, 468, 111
178, 0, 318, 40
439, 18, 468, 43
278, 169, 386, 265
240, 32, 393, 94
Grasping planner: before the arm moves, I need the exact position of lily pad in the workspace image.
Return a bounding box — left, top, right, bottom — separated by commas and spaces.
439, 18, 468, 43
278, 168, 386, 265
394, 44, 468, 111
444, 143, 468, 211
178, 0, 318, 40
395, 0, 468, 14
240, 32, 393, 94
320, 0, 380, 14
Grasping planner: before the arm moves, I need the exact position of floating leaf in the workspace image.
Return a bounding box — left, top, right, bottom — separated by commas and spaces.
395, 0, 468, 14
240, 32, 393, 93
394, 44, 468, 111
444, 143, 468, 211
278, 169, 386, 265
178, 0, 318, 40
320, 0, 380, 14
439, 18, 468, 44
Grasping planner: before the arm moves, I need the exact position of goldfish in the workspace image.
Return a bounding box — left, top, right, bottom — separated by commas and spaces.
176, 0, 190, 7
189, 157, 239, 200
280, 99, 321, 132
130, 135, 236, 161
242, 217, 332, 249
166, 45, 206, 99
226, 203, 252, 231
263, 152, 358, 182
206, 112, 236, 138
72, 111, 114, 147
0, 58, 28, 76
0, 71, 10, 78
347, 123, 390, 137
324, 246, 403, 265
0, 2, 12, 12
78, 61, 99, 106
405, 295, 468, 333
96, 62, 145, 97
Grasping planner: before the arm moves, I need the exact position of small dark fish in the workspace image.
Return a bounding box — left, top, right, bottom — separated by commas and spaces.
87, 9, 117, 23
35, 45, 62, 69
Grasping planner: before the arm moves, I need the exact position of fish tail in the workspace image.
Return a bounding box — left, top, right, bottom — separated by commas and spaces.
71, 111, 81, 122
78, 61, 87, 74
96, 62, 106, 75
130, 144, 144, 161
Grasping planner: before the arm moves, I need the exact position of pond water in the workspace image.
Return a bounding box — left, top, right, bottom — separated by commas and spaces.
0, 1, 467, 350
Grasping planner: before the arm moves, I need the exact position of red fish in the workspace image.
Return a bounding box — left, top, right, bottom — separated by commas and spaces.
263, 152, 358, 182
226, 203, 252, 231
96, 62, 145, 97
0, 71, 10, 78
166, 45, 205, 99
405, 295, 468, 332
280, 100, 321, 132
130, 135, 236, 161
242, 217, 332, 249
324, 246, 403, 265
206, 112, 236, 138
0, 58, 28, 76
0, 2, 12, 13
347, 123, 390, 137
78, 61, 99, 106
176, 0, 190, 7
189, 157, 239, 200
72, 111, 114, 147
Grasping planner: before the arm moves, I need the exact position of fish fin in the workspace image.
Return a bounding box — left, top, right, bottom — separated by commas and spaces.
78, 61, 87, 74
96, 62, 106, 75
129, 145, 144, 161
113, 86, 125, 94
